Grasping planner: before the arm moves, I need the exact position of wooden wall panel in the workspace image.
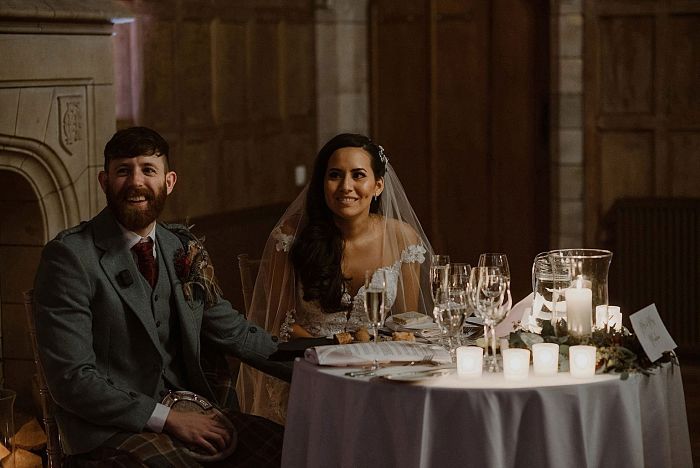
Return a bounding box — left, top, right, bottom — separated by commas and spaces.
599, 16, 654, 115
141, 19, 176, 128
213, 21, 248, 125
180, 21, 213, 128
116, 0, 316, 220
284, 23, 314, 117
250, 21, 281, 122
669, 133, 700, 197
433, 1, 489, 254
600, 131, 654, 213
371, 2, 431, 233
667, 15, 700, 123
371, 0, 550, 298
585, 1, 700, 245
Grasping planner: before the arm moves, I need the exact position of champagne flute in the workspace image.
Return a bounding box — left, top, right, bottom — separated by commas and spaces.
430, 255, 450, 302
364, 270, 387, 343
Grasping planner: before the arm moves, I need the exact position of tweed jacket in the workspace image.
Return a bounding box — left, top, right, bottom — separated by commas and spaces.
33, 208, 277, 455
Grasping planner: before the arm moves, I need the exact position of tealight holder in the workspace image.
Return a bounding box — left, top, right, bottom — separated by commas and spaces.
502, 348, 530, 380
456, 346, 483, 378
532, 343, 559, 376
569, 345, 596, 378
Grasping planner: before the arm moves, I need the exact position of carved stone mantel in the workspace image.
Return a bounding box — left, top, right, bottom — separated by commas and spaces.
0, 0, 130, 239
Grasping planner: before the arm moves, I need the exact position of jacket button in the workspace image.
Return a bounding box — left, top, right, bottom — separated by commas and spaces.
271, 335, 279, 342
107, 378, 114, 385
154, 294, 159, 302
249, 326, 257, 333
129, 391, 137, 398
156, 320, 161, 327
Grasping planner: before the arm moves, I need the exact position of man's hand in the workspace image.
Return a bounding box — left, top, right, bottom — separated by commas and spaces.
163, 410, 232, 454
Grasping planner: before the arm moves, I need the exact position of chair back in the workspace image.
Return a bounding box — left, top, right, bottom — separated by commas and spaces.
237, 254, 260, 317
23, 289, 64, 468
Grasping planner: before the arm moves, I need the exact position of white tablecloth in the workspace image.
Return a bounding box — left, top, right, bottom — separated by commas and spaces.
282, 359, 692, 468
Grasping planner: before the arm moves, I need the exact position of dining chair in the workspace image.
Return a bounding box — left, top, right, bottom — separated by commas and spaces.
237, 253, 260, 317
23, 289, 64, 468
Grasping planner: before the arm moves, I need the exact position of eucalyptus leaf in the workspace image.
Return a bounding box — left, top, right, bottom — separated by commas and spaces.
520, 333, 544, 348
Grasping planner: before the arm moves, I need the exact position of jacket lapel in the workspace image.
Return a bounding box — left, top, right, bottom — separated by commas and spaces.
157, 225, 201, 355
93, 209, 160, 350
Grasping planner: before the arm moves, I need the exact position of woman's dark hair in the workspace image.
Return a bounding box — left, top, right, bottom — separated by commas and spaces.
290, 133, 387, 312
104, 126, 170, 171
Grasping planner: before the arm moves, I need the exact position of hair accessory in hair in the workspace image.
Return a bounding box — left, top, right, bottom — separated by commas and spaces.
377, 145, 389, 166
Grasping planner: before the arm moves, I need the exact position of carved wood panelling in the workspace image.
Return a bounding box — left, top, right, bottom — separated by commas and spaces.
371, 0, 550, 298
585, 1, 700, 244
115, 0, 316, 221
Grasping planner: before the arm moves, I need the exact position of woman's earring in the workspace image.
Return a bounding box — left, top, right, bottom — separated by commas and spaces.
373, 195, 378, 202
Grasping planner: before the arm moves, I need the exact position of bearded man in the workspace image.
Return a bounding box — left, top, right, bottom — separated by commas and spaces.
33, 127, 283, 467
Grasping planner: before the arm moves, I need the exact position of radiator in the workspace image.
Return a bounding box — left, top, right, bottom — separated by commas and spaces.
608, 198, 700, 350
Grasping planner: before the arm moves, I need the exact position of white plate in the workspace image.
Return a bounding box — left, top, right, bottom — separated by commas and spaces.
385, 315, 439, 331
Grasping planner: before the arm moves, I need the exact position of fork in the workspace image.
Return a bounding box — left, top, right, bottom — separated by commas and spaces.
345, 354, 437, 377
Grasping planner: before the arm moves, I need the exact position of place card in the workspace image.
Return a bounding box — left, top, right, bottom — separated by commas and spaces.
629, 304, 677, 362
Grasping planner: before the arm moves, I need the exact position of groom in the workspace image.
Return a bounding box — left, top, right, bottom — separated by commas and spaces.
33, 126, 282, 466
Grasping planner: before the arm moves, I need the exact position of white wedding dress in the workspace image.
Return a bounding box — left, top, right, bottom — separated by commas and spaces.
280, 243, 427, 340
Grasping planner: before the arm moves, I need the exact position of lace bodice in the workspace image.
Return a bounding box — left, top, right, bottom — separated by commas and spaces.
280, 243, 426, 340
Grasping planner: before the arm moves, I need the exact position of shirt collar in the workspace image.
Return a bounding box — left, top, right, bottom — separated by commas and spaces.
117, 222, 157, 256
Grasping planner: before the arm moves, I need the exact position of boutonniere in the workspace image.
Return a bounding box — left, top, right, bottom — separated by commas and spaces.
174, 235, 222, 308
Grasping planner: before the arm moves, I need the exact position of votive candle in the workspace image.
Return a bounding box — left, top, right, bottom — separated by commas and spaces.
456, 346, 483, 378
532, 343, 559, 376
566, 286, 592, 337
569, 345, 596, 378
607, 306, 622, 331
595, 305, 608, 330
502, 348, 530, 380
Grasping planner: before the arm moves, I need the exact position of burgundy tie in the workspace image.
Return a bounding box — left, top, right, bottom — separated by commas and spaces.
132, 238, 157, 288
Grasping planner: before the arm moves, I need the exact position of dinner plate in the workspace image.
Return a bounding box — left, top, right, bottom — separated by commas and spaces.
385, 315, 439, 331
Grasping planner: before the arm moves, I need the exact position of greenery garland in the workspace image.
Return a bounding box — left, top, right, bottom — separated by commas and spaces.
507, 320, 678, 380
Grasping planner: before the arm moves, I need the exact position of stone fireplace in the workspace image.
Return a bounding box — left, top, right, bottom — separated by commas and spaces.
0, 0, 127, 412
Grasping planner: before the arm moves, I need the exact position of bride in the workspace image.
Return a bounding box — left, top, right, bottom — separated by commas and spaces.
236, 133, 434, 423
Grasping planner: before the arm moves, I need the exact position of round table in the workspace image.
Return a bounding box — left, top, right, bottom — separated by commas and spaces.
281, 359, 692, 468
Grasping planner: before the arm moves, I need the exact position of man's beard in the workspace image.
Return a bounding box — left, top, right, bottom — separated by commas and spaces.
106, 182, 167, 232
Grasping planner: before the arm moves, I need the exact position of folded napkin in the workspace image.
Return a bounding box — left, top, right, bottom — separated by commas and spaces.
494, 295, 531, 337
304, 341, 451, 366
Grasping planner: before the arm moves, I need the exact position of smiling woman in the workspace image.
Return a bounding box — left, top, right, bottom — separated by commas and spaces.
236, 133, 435, 424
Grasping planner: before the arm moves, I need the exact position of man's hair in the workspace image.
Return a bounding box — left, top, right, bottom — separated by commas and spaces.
103, 127, 170, 171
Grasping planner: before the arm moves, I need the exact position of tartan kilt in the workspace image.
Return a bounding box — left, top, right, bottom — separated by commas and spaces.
68, 411, 283, 468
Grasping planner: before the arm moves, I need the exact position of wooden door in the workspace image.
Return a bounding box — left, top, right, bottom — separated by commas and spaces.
370, 0, 550, 298
584, 1, 700, 244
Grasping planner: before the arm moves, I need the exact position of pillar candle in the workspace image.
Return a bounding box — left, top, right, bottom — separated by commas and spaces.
566, 287, 592, 337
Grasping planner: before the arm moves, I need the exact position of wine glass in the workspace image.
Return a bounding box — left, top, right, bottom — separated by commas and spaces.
473, 266, 509, 372
364, 270, 387, 343
433, 286, 467, 360
430, 255, 450, 302
478, 253, 510, 280
478, 252, 512, 317
449, 263, 472, 290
